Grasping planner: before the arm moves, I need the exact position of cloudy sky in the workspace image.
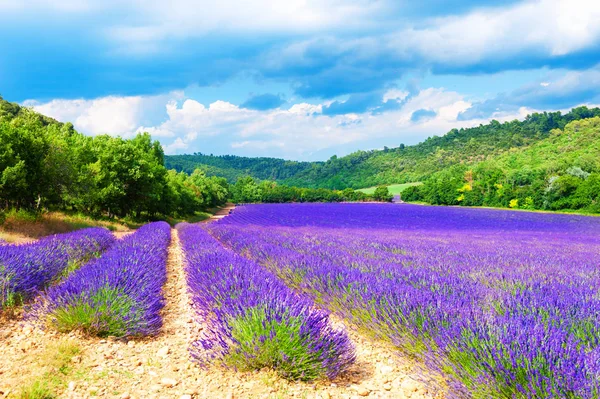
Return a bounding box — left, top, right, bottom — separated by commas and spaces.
1, 0, 599, 160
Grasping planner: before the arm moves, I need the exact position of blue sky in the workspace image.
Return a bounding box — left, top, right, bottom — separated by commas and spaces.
2, 0, 600, 160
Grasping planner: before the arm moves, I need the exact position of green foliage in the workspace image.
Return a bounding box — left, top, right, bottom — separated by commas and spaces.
19, 380, 56, 399
165, 153, 316, 183
224, 306, 331, 381
230, 176, 373, 204
372, 186, 392, 202
5, 93, 600, 214
49, 286, 140, 337
414, 117, 600, 212
401, 185, 425, 202
164, 107, 600, 200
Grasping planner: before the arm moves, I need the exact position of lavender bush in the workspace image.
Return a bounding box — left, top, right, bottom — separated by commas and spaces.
32, 222, 170, 337
178, 223, 355, 381
208, 203, 600, 398
0, 228, 115, 310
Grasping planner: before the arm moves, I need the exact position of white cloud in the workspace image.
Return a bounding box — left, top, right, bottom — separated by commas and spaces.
266, 0, 600, 77
288, 103, 323, 115
28, 96, 144, 136
142, 87, 482, 158
163, 137, 188, 153
393, 0, 600, 65
101, 0, 386, 55
26, 91, 182, 137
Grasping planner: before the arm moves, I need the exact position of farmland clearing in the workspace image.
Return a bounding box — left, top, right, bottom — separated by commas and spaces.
356, 183, 423, 196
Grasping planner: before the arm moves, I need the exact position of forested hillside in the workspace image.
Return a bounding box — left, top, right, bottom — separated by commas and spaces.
165, 107, 600, 191
0, 96, 229, 219
4, 93, 600, 216
164, 106, 600, 213
165, 153, 318, 183
404, 116, 600, 212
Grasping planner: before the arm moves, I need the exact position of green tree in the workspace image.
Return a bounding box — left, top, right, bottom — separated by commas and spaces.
373, 186, 392, 202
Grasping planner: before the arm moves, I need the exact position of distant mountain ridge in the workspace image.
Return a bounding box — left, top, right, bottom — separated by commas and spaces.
165, 153, 319, 183
165, 106, 600, 190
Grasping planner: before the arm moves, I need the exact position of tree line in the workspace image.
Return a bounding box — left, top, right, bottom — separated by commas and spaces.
230, 177, 392, 204
165, 153, 317, 183
0, 97, 228, 220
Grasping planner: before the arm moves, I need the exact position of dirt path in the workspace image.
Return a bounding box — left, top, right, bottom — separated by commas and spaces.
0, 223, 443, 398
203, 204, 236, 223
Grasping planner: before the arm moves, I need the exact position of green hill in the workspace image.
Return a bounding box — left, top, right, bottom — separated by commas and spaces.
5, 91, 600, 214
165, 153, 318, 183
281, 107, 600, 189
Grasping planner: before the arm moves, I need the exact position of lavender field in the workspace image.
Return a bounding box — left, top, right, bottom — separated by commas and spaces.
0, 228, 115, 310
31, 222, 171, 337
205, 203, 600, 398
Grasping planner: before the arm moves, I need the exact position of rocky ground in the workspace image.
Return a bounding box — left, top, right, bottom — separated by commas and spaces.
0, 210, 444, 399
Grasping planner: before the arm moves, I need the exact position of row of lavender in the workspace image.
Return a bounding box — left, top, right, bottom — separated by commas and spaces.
209, 203, 600, 398
0, 228, 115, 310
30, 222, 171, 337
178, 223, 355, 381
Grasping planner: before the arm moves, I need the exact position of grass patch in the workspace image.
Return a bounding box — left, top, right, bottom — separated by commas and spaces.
357, 182, 423, 195
49, 286, 141, 337
17, 338, 82, 399
19, 381, 56, 399
223, 306, 332, 381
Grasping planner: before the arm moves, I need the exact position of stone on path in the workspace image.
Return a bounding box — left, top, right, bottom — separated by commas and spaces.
157, 346, 170, 357
160, 377, 177, 388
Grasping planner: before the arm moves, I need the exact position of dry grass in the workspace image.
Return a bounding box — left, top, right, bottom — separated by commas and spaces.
17, 338, 83, 399
0, 210, 135, 241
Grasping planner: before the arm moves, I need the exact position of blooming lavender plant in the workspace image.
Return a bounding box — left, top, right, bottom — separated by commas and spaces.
32, 222, 170, 337
178, 223, 355, 381
208, 203, 600, 398
0, 228, 115, 310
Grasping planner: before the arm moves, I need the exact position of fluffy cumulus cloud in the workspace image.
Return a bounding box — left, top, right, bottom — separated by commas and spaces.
393, 0, 600, 72
24, 86, 494, 160
25, 92, 183, 136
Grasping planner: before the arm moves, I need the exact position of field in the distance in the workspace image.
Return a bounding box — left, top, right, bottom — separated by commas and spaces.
357, 182, 422, 195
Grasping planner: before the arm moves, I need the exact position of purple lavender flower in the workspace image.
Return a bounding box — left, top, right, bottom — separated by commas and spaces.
178, 223, 355, 381
31, 222, 170, 337
0, 228, 115, 310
